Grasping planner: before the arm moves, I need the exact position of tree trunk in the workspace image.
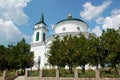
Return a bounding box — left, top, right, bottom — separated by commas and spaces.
114, 65, 118, 74
69, 63, 72, 72
21, 68, 25, 75
81, 65, 85, 74
23, 68, 25, 75
21, 69, 23, 75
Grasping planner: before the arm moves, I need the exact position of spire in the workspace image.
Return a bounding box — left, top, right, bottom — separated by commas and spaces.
68, 13, 72, 18
35, 13, 47, 26
40, 13, 44, 23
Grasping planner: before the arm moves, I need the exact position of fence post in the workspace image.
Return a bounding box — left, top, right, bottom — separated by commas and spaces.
95, 68, 100, 80
74, 69, 78, 78
39, 70, 42, 78
15, 70, 19, 77
56, 69, 59, 78
3, 70, 7, 80
25, 70, 28, 78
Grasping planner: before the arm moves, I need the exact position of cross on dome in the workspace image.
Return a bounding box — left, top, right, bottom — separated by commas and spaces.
68, 13, 72, 18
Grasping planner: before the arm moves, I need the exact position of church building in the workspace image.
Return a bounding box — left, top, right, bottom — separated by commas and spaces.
31, 13, 89, 69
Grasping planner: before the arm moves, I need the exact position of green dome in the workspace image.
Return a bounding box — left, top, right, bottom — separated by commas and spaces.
56, 13, 87, 25
56, 18, 86, 25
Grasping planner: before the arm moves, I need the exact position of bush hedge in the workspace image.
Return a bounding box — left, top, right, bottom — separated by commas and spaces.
27, 69, 120, 78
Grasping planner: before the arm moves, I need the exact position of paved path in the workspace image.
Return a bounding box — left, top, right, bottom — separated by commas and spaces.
14, 76, 25, 80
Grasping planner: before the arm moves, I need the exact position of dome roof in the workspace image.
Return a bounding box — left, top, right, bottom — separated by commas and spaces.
56, 13, 87, 25
56, 18, 86, 25
53, 13, 89, 34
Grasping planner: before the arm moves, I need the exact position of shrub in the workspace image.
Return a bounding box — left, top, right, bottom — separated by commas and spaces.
59, 69, 74, 77
42, 69, 56, 77
78, 70, 95, 78
7, 70, 15, 77
100, 68, 120, 78
0, 71, 3, 76
28, 70, 39, 77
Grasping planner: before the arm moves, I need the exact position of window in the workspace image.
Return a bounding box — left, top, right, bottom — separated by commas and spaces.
77, 27, 80, 30
63, 27, 66, 31
36, 32, 39, 41
43, 33, 45, 41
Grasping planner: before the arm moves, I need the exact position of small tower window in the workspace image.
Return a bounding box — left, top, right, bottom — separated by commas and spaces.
63, 27, 66, 31
43, 33, 45, 41
77, 27, 80, 30
36, 32, 39, 41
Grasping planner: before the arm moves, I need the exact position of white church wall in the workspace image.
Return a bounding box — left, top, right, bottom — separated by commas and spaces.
31, 44, 46, 69
54, 20, 88, 34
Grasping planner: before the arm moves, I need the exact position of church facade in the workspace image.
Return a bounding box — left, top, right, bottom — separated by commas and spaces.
31, 14, 89, 69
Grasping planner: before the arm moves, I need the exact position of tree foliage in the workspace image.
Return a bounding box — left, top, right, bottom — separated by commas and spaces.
48, 28, 120, 75
48, 34, 89, 72
0, 38, 34, 71
48, 36, 66, 69
100, 28, 120, 73
73, 34, 89, 73
0, 45, 8, 71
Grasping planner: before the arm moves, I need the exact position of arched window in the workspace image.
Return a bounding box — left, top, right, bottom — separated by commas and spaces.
43, 33, 45, 41
63, 27, 66, 31
36, 32, 39, 41
77, 27, 80, 30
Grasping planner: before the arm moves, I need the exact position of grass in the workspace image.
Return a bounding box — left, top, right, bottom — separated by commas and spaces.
17, 68, 120, 78
28, 70, 39, 77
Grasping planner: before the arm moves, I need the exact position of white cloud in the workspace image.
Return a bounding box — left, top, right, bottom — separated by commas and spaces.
91, 9, 120, 36
0, 0, 30, 26
0, 19, 30, 45
80, 0, 112, 20
81, 1, 120, 36
111, 9, 120, 15
102, 9, 120, 30
96, 16, 104, 24
0, 0, 31, 45
91, 26, 102, 36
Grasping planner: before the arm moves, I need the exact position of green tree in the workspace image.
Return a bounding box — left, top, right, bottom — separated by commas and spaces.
100, 28, 120, 74
87, 34, 102, 78
62, 35, 76, 71
48, 36, 66, 69
48, 34, 90, 72
16, 38, 34, 74
74, 34, 89, 74
0, 45, 8, 71
7, 44, 20, 70
0, 39, 34, 72
48, 35, 78, 70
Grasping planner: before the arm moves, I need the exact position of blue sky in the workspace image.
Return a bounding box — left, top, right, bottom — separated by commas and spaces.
0, 0, 120, 46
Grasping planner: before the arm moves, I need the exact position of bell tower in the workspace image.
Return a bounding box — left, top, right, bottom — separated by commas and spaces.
33, 14, 48, 43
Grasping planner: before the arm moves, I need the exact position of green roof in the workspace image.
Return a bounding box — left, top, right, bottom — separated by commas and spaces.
35, 21, 47, 26
56, 18, 87, 25
35, 13, 47, 26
